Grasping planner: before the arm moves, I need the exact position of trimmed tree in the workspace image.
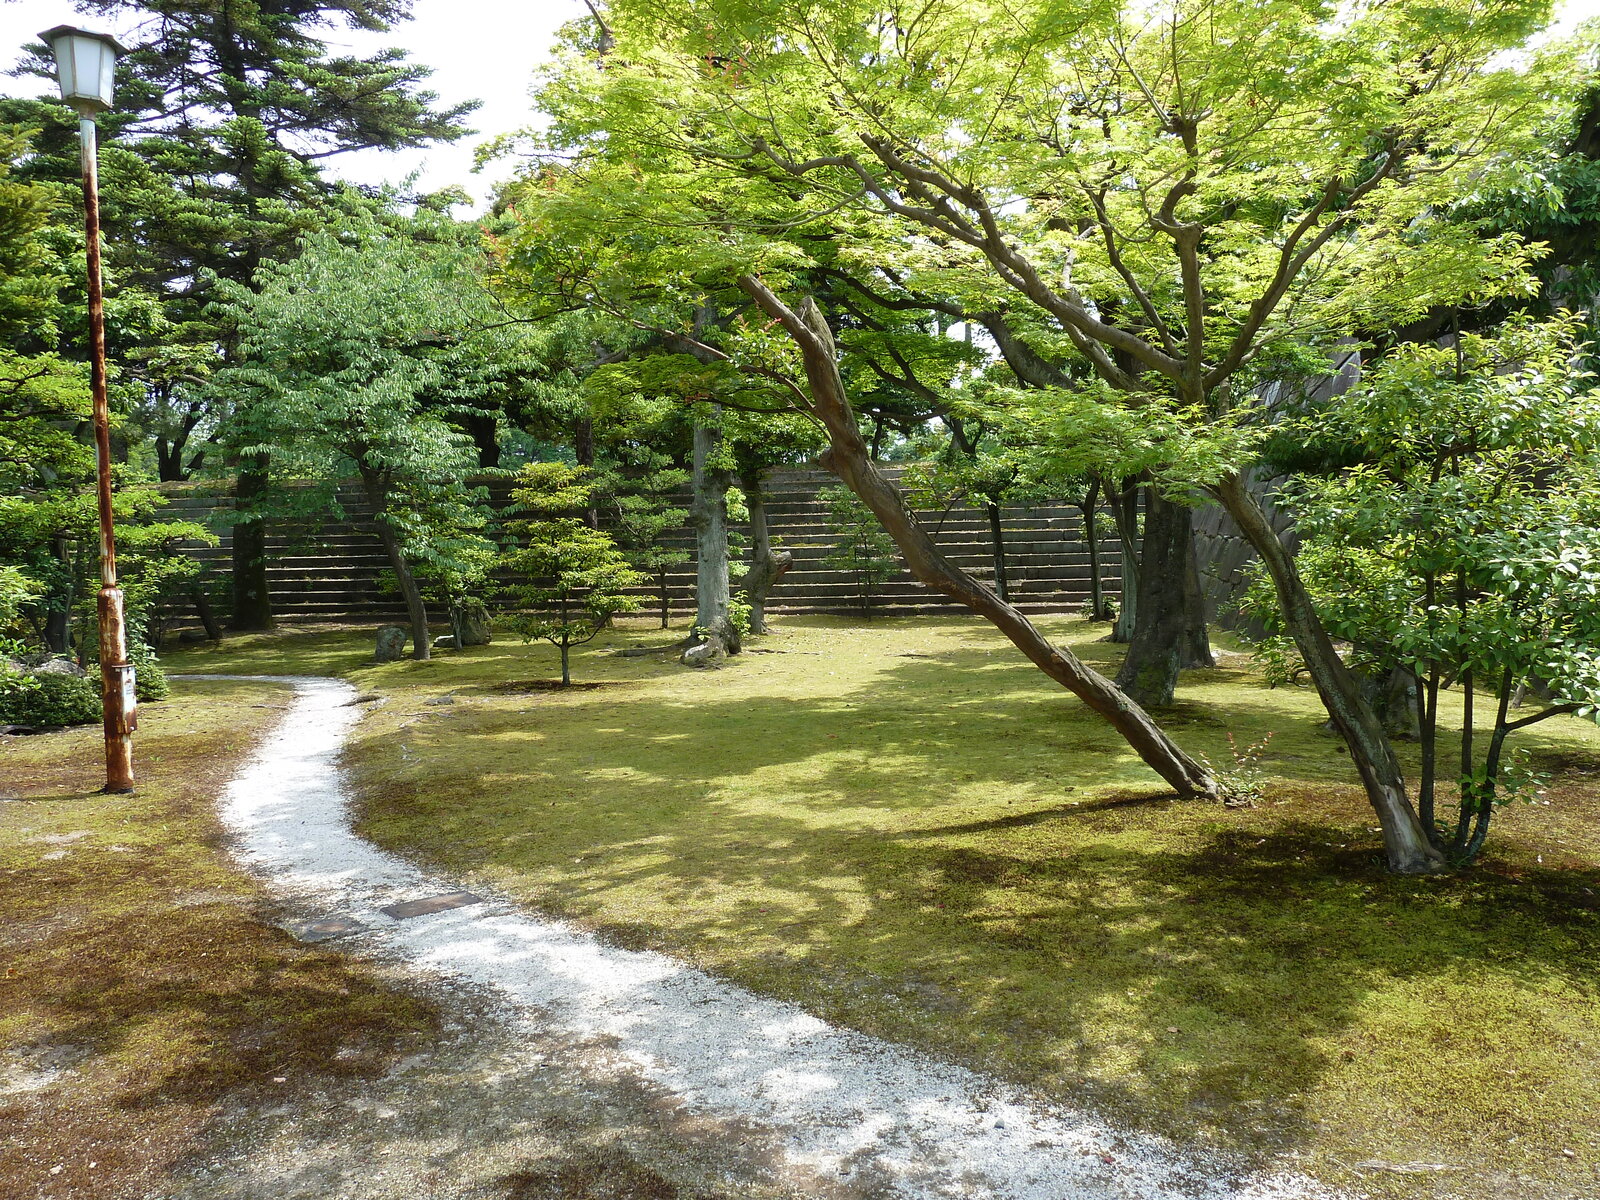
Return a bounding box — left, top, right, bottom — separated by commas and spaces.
501, 463, 643, 685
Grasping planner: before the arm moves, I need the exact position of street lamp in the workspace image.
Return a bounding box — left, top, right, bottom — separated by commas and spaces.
40, 24, 136, 794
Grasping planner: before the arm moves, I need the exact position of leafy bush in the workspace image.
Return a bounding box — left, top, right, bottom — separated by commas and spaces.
129, 639, 171, 702
0, 667, 100, 727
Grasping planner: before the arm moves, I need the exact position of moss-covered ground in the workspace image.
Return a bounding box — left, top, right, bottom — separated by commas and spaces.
167, 616, 1600, 1199
0, 677, 437, 1200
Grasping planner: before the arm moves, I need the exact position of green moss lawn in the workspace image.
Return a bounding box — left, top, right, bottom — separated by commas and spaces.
166, 616, 1600, 1199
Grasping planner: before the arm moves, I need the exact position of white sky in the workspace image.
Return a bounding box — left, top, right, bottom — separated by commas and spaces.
2, 0, 1599, 212
0, 0, 583, 208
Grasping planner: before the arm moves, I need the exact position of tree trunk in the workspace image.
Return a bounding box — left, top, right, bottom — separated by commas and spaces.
1082, 478, 1108, 621
1182, 523, 1214, 669
686, 417, 739, 657
741, 476, 792, 634
1213, 472, 1444, 873
229, 453, 274, 631
192, 587, 224, 642
1105, 480, 1139, 642
463, 412, 501, 469
360, 469, 430, 661
43, 535, 73, 654
1116, 490, 1190, 706
741, 277, 1218, 800
574, 417, 600, 529
1117, 492, 1214, 706
986, 502, 1010, 603
156, 436, 186, 482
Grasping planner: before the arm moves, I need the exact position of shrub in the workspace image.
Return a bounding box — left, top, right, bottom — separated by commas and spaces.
129, 640, 170, 702
0, 667, 100, 727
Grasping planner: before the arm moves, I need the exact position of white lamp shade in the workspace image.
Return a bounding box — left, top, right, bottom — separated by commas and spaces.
39, 26, 127, 113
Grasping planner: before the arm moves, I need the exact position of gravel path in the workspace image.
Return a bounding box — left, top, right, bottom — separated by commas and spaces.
182, 674, 1350, 1200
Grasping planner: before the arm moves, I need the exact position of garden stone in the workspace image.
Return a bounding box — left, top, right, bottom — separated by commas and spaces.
432, 634, 460, 651
31, 657, 87, 678
374, 625, 409, 662
680, 638, 726, 668
450, 602, 493, 647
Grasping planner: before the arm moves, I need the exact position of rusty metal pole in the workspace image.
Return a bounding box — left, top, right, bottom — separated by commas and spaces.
79, 112, 135, 793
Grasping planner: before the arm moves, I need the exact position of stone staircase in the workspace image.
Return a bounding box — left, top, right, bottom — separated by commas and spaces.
158, 467, 1126, 625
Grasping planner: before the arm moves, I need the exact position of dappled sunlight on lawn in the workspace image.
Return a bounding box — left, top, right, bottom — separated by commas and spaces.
175, 615, 1600, 1198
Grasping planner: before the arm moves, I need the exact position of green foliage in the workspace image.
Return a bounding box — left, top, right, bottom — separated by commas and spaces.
213, 217, 515, 591
4, 1, 476, 482
129, 639, 171, 703
0, 667, 100, 727
594, 454, 691, 622
1244, 316, 1600, 859
820, 484, 899, 618
0, 565, 42, 647
0, 125, 66, 345
499, 463, 645, 683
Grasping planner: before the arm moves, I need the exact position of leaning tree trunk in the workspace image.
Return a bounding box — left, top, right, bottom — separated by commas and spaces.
740, 277, 1219, 800
191, 587, 224, 642
360, 469, 430, 662
741, 475, 793, 634
682, 417, 740, 665
229, 453, 274, 631
1213, 473, 1444, 873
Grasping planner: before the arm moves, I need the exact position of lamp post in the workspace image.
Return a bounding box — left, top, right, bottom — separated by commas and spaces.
40, 24, 135, 794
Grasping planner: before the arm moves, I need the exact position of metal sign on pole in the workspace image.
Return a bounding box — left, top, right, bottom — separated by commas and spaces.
39, 24, 135, 793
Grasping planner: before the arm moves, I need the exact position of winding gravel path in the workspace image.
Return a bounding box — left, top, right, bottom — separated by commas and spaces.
192, 673, 1348, 1200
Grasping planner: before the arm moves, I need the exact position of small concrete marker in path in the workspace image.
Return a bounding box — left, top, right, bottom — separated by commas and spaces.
380, 892, 484, 920
282, 916, 365, 943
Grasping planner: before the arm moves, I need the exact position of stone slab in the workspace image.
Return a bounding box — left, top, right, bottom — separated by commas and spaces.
380, 891, 484, 920
282, 916, 365, 943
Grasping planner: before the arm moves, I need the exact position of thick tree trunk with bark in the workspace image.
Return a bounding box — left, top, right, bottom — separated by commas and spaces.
360, 469, 430, 661
684, 418, 740, 661
1116, 491, 1189, 706
1213, 473, 1444, 872
741, 477, 792, 634
1116, 493, 1214, 706
741, 277, 1218, 799
229, 454, 274, 631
